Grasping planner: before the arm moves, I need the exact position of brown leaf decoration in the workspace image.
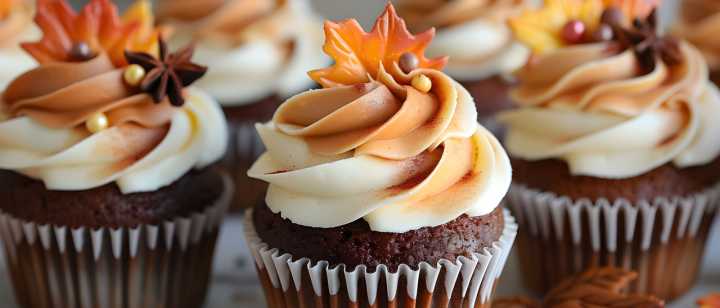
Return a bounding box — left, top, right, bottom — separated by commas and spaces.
544, 267, 665, 308
308, 3, 447, 88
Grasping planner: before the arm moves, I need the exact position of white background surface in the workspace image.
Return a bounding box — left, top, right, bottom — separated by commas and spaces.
1, 214, 717, 307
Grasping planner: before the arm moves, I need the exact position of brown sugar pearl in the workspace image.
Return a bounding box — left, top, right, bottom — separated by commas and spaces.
69, 42, 95, 61
561, 20, 586, 44
601, 7, 625, 26
592, 23, 614, 42
399, 52, 419, 74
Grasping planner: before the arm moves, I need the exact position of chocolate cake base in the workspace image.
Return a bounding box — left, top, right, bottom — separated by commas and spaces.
512, 157, 720, 203
0, 168, 224, 229
220, 95, 281, 212
252, 204, 505, 270
508, 157, 720, 300
460, 76, 515, 119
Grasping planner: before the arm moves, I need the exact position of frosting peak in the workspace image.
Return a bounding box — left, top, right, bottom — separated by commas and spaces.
248, 4, 511, 232
499, 41, 720, 178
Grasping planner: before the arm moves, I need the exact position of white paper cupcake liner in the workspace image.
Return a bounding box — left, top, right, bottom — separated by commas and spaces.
506, 183, 720, 300
243, 208, 518, 308
0, 174, 233, 308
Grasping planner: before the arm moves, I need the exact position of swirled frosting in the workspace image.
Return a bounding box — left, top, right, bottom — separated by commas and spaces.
0, 53, 227, 192
158, 0, 327, 105
498, 42, 720, 179
248, 68, 511, 232
0, 3, 37, 89
674, 0, 720, 72
397, 0, 530, 81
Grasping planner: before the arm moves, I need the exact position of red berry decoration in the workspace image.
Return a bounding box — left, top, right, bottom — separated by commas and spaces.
562, 20, 586, 44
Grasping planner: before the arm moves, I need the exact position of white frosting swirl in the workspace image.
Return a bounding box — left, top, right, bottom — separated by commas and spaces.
248, 69, 511, 232
398, 0, 531, 81
0, 88, 228, 193
163, 0, 328, 105
499, 42, 720, 179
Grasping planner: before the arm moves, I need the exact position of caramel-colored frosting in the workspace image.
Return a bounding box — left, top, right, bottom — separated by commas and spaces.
249, 67, 511, 232
675, 0, 720, 71
499, 42, 720, 178
158, 0, 326, 104
0, 53, 228, 192
4, 54, 174, 129
397, 0, 530, 81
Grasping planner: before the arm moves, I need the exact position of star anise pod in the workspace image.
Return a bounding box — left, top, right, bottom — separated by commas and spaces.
613, 10, 682, 73
124, 38, 207, 106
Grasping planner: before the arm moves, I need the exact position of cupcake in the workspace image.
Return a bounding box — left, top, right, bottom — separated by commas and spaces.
156, 0, 328, 210
244, 4, 517, 308
0, 1, 230, 307
674, 0, 720, 86
0, 0, 37, 89
396, 0, 532, 133
499, 0, 720, 300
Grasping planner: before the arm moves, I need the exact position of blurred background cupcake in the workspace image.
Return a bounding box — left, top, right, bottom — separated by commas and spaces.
0, 0, 37, 89
244, 4, 517, 307
155, 0, 328, 211
0, 1, 230, 307
396, 0, 532, 133
499, 0, 720, 300
673, 0, 720, 86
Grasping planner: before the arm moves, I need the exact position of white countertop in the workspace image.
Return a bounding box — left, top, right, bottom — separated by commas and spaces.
0, 213, 717, 307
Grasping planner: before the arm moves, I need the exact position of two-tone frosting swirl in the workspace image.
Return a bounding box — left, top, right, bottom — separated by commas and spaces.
499, 42, 720, 178
0, 2, 37, 89
249, 68, 511, 232
0, 53, 227, 193
158, 0, 327, 105
397, 0, 530, 81
674, 0, 720, 72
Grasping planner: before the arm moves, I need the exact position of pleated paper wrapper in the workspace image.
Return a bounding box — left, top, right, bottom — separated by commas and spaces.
244, 209, 518, 308
506, 183, 720, 300
0, 176, 233, 308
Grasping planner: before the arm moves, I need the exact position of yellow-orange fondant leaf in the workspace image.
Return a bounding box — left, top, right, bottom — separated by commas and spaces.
309, 4, 447, 88
22, 0, 160, 67
0, 0, 20, 19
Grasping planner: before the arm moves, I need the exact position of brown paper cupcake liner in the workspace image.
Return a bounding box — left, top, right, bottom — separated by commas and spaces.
506, 183, 720, 300
0, 175, 233, 308
222, 119, 269, 211
243, 209, 518, 308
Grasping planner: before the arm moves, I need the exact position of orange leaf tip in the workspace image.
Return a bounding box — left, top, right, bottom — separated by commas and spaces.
309, 3, 448, 88
21, 0, 161, 67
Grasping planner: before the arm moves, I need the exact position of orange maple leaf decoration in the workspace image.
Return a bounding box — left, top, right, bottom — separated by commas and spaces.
699, 293, 720, 308
22, 0, 160, 67
0, 0, 20, 19
309, 4, 448, 88
605, 0, 659, 21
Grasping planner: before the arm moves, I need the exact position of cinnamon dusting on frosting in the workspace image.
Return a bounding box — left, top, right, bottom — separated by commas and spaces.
248, 4, 511, 232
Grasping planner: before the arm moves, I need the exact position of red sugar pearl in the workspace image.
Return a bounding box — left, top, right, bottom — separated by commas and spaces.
562, 20, 586, 44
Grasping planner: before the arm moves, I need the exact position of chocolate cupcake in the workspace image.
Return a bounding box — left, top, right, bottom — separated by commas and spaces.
244, 5, 517, 308
499, 0, 720, 300
156, 0, 328, 210
0, 1, 231, 307
0, 0, 37, 89
396, 0, 531, 133
674, 0, 720, 86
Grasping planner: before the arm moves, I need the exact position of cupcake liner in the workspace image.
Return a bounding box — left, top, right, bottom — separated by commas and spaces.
243, 209, 518, 308
0, 175, 233, 308
506, 183, 720, 300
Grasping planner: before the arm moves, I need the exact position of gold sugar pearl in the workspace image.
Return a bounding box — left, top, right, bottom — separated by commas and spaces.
411, 74, 432, 93
86, 112, 109, 133
123, 64, 146, 87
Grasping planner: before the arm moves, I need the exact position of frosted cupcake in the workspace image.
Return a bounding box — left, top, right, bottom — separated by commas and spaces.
0, 1, 230, 307
674, 0, 720, 86
396, 0, 532, 133
156, 0, 327, 210
499, 0, 720, 300
0, 0, 37, 89
244, 5, 516, 308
